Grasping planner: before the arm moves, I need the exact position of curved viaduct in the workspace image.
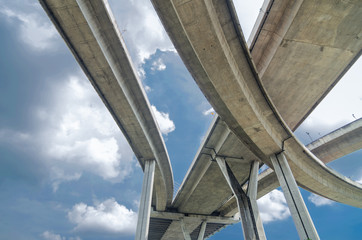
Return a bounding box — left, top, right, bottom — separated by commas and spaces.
39, 0, 362, 239
39, 0, 174, 220
151, 0, 362, 239
151, 0, 362, 207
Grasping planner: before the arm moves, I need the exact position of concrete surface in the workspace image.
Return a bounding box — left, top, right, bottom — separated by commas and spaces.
39, 0, 362, 238
249, 0, 362, 130
39, 0, 174, 210
151, 0, 362, 237
152, 0, 362, 208
271, 153, 319, 240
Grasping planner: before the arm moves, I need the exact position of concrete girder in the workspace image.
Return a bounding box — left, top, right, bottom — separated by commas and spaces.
181, 218, 192, 240
150, 210, 238, 225
246, 161, 266, 240
172, 117, 231, 210
180, 218, 207, 240
271, 153, 319, 240
306, 118, 362, 164
150, 210, 238, 239
248, 0, 362, 130
216, 157, 264, 240
39, 0, 174, 210
219, 118, 362, 217
151, 0, 362, 209
171, 116, 260, 216
135, 160, 156, 240
197, 221, 207, 240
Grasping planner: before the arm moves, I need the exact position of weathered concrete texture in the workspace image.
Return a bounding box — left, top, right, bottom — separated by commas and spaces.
247, 161, 266, 240
152, 0, 362, 210
307, 118, 362, 163
150, 211, 237, 240
149, 0, 362, 238
249, 0, 362, 130
39, 0, 173, 210
216, 157, 265, 240
271, 153, 320, 240
172, 117, 259, 215
220, 118, 362, 217
135, 160, 155, 240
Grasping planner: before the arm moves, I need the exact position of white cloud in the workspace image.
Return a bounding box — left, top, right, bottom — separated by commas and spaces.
151, 105, 175, 135
51, 170, 82, 193
308, 193, 334, 206
41, 76, 135, 186
0, 75, 135, 190
48, 137, 122, 180
68, 198, 137, 235
42, 231, 81, 240
0, 6, 58, 51
203, 107, 215, 116
151, 58, 166, 71
257, 189, 290, 223
108, 0, 175, 65
144, 85, 152, 93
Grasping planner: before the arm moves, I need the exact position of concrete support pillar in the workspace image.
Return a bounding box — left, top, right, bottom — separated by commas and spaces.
135, 160, 156, 240
247, 161, 267, 240
180, 218, 191, 240
271, 152, 319, 240
216, 157, 263, 240
197, 221, 207, 240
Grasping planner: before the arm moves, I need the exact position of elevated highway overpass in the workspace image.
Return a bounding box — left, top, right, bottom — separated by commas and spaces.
149, 117, 362, 239
151, 0, 362, 238
39, 0, 174, 238
39, 0, 362, 239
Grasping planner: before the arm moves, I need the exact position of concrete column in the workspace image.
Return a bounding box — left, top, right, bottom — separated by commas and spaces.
135, 160, 156, 240
180, 218, 192, 240
216, 157, 261, 240
271, 152, 319, 240
197, 221, 207, 240
247, 161, 267, 240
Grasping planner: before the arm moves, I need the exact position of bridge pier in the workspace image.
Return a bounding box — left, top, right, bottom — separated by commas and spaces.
197, 221, 207, 240
271, 152, 320, 240
247, 161, 267, 240
135, 159, 156, 240
216, 158, 266, 240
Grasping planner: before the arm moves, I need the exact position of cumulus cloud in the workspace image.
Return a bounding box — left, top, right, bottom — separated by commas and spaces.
144, 85, 152, 93
42, 231, 81, 240
151, 58, 166, 71
41, 76, 135, 187
257, 189, 290, 223
108, 0, 175, 65
203, 107, 215, 116
68, 198, 137, 235
308, 193, 334, 206
0, 6, 58, 51
0, 75, 135, 190
151, 105, 175, 135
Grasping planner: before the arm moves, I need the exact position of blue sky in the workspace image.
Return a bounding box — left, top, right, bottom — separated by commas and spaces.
0, 0, 361, 239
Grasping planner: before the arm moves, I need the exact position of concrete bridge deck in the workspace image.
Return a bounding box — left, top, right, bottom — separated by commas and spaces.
39, 0, 362, 239
149, 117, 362, 239
151, 0, 362, 238
248, 0, 362, 130
151, 0, 362, 206
40, 0, 174, 211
